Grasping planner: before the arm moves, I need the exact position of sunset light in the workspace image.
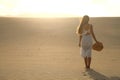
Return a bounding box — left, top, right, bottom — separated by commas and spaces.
0, 0, 120, 17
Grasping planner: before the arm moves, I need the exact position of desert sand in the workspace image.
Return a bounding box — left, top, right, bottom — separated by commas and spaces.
0, 17, 120, 80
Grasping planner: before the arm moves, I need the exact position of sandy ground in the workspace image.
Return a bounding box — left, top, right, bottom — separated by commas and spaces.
0, 17, 120, 80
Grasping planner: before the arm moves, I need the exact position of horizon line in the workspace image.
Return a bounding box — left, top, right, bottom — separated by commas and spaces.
0, 16, 120, 18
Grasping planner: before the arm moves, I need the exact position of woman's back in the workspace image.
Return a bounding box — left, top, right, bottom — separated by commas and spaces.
82, 24, 91, 36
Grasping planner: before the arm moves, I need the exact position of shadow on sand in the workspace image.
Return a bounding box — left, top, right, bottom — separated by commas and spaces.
87, 69, 120, 80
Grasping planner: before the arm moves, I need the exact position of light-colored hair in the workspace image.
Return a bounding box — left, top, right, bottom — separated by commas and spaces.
76, 15, 89, 35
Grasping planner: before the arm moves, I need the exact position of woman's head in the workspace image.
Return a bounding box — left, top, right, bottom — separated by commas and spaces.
82, 15, 89, 25
76, 15, 89, 35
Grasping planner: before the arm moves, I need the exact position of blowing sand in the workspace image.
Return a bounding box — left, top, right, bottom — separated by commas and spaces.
0, 17, 120, 80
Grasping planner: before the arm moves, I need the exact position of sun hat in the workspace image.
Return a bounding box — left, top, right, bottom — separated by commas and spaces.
92, 42, 103, 51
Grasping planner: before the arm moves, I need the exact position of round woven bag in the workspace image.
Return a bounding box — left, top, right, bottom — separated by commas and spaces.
92, 42, 103, 51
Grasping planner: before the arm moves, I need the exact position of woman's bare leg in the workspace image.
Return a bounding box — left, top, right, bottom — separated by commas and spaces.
84, 57, 88, 68
87, 57, 91, 69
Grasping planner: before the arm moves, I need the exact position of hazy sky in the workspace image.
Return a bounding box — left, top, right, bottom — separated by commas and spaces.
0, 0, 119, 17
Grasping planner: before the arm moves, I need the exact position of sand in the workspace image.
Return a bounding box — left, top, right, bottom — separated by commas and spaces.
0, 17, 120, 80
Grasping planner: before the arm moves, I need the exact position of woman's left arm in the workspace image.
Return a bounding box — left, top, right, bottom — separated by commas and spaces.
79, 35, 82, 47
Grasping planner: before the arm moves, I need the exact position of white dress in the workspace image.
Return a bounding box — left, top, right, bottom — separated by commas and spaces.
80, 27, 93, 57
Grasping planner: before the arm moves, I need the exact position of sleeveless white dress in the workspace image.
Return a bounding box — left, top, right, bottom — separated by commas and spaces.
80, 26, 93, 57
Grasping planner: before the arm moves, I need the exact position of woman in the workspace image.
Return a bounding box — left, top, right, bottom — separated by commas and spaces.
76, 15, 98, 70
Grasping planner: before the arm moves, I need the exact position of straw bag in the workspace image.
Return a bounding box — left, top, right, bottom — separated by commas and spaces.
92, 42, 103, 51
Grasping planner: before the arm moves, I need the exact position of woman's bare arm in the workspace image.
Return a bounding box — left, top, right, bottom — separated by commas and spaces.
90, 25, 98, 43
79, 35, 82, 47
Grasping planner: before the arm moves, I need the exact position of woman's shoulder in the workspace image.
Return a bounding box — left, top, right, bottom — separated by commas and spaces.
88, 24, 93, 29
84, 23, 92, 27
88, 24, 92, 26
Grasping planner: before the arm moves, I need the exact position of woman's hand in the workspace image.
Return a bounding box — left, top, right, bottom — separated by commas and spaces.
79, 43, 81, 47
96, 40, 99, 43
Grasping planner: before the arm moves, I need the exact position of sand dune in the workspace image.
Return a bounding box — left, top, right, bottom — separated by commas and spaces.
0, 17, 120, 80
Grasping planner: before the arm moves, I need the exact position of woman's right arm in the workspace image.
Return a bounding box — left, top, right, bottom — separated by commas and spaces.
90, 25, 98, 43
